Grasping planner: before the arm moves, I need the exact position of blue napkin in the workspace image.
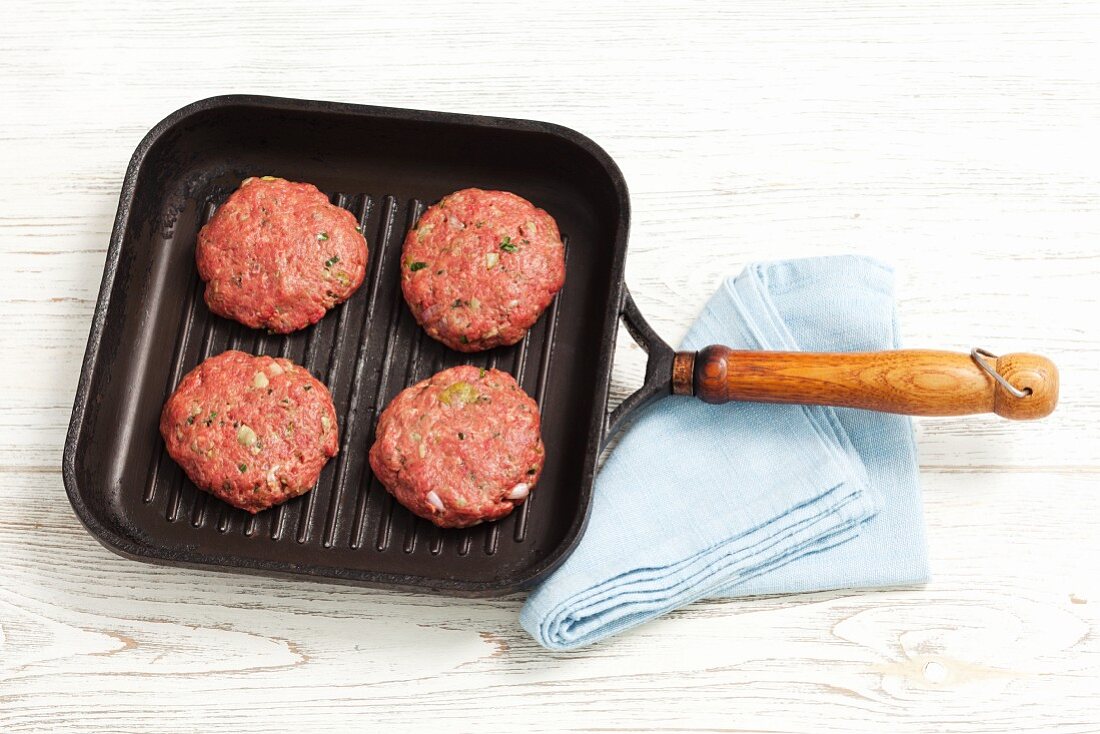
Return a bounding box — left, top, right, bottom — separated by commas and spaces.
521, 255, 929, 650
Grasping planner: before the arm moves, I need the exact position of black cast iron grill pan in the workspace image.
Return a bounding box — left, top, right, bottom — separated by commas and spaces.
64, 95, 634, 596
64, 95, 1058, 597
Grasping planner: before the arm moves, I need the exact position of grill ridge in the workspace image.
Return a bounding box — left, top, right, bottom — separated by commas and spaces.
319, 193, 376, 549
293, 192, 358, 544
143, 202, 213, 505
370, 199, 425, 553
513, 236, 569, 543
164, 252, 222, 524
347, 194, 401, 550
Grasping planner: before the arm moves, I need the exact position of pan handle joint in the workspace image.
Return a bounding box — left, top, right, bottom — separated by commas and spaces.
604, 288, 676, 441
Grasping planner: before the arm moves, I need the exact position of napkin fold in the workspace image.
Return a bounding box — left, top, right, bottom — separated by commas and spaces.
521, 255, 929, 650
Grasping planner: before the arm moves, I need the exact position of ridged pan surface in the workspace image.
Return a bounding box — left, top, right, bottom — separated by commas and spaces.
63, 95, 630, 596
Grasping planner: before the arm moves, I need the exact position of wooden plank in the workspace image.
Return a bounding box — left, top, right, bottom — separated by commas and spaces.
1, 0, 1097, 730
0, 471, 1097, 732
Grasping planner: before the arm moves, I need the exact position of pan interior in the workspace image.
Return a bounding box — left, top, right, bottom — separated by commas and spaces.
65, 98, 628, 594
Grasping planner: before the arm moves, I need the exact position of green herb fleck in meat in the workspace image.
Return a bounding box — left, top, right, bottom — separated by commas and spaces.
317, 231, 329, 241
460, 334, 469, 344
408, 261, 428, 272
439, 381, 479, 406
500, 236, 518, 253
527, 468, 537, 475
204, 411, 217, 426
479, 368, 486, 378
186, 415, 195, 425
238, 463, 247, 473
452, 298, 463, 308
324, 255, 340, 268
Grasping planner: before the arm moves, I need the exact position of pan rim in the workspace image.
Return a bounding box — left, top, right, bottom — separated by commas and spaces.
62, 93, 631, 596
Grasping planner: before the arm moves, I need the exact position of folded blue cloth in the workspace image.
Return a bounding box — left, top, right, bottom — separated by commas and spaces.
521, 255, 929, 650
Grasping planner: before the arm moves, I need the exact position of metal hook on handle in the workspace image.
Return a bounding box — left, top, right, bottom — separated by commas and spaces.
971, 348, 1033, 399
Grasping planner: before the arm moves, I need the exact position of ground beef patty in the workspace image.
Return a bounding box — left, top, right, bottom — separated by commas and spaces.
197, 176, 368, 333
401, 188, 565, 352
369, 365, 545, 528
160, 350, 339, 513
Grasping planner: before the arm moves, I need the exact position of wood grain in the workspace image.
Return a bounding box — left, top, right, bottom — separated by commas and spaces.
1, 0, 1098, 731
688, 348, 1059, 419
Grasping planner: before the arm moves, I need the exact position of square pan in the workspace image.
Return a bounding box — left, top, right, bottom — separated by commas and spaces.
63, 95, 630, 596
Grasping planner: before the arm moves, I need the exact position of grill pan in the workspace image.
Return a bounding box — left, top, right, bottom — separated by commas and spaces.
64, 95, 1058, 597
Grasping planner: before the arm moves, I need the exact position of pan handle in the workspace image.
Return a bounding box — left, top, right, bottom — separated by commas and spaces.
674, 346, 1059, 420
604, 289, 676, 440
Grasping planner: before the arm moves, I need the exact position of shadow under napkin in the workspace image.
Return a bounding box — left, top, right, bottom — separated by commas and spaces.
520, 255, 929, 650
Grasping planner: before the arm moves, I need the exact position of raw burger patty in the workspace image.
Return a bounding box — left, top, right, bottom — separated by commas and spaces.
401, 188, 565, 352
160, 350, 339, 513
368, 365, 545, 528
197, 176, 368, 333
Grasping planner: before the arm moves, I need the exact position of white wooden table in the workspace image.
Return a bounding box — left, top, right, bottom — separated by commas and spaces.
3, 1, 1098, 731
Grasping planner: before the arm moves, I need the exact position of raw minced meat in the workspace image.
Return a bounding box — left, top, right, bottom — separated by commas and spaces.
400, 188, 565, 352
197, 176, 368, 333
368, 365, 544, 528
160, 350, 339, 513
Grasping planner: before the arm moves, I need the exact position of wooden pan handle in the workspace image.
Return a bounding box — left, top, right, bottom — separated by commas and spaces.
672, 348, 1058, 420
